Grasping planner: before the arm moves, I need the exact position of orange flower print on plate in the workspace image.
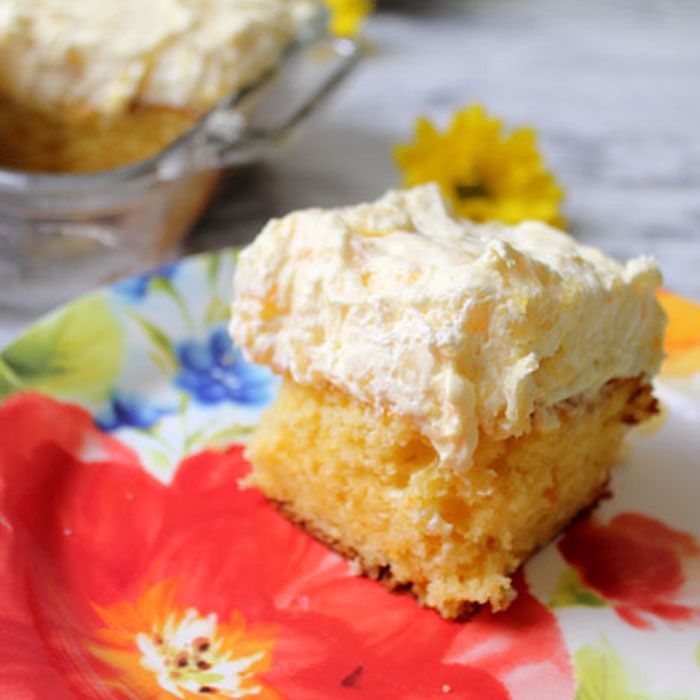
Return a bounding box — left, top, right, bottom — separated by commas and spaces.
657, 289, 700, 377
91, 580, 279, 699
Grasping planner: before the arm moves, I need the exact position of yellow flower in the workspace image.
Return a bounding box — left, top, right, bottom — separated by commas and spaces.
324, 0, 373, 37
393, 105, 565, 227
89, 580, 280, 699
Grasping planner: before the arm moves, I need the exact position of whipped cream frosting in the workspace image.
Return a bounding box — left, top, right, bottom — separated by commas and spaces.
0, 0, 319, 116
230, 184, 666, 471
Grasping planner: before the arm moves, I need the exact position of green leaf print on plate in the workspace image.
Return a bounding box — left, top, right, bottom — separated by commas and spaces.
204, 296, 231, 325
0, 294, 124, 403
550, 566, 608, 609
127, 310, 179, 374
184, 422, 254, 453
204, 249, 235, 325
575, 639, 687, 700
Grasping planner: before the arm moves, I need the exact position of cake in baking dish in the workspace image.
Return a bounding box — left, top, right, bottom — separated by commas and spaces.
229, 184, 666, 619
0, 0, 319, 172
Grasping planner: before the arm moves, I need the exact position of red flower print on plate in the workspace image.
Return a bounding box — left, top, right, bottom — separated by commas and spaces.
0, 393, 573, 699
558, 512, 700, 629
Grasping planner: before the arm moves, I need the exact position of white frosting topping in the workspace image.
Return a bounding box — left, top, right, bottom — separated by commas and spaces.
230, 184, 666, 470
0, 0, 319, 115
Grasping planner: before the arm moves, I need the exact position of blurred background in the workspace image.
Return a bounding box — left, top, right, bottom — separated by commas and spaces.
1, 0, 699, 343
190, 0, 700, 290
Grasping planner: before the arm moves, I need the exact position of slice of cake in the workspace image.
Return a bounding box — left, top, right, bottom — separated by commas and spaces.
229, 184, 666, 619
0, 0, 319, 171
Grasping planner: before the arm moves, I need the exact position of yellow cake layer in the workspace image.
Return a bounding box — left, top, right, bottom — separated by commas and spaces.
0, 98, 197, 172
244, 375, 657, 619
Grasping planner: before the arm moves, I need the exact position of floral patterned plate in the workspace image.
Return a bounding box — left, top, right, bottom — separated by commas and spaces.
1, 250, 699, 700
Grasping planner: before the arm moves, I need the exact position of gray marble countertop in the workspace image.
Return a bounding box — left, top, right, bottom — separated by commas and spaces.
2, 0, 699, 345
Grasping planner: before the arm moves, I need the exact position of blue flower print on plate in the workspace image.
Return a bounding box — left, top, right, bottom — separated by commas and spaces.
113, 263, 179, 301
96, 390, 176, 432
175, 326, 274, 406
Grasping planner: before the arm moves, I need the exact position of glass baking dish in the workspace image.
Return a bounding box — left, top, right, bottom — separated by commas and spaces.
0, 19, 360, 317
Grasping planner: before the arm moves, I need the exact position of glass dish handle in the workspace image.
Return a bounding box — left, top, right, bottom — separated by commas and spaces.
158, 34, 361, 177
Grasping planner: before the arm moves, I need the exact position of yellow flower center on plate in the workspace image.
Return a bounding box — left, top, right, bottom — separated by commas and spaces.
90, 580, 278, 699
136, 609, 264, 697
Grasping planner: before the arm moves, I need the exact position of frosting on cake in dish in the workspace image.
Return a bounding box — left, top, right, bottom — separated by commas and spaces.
0, 0, 319, 116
